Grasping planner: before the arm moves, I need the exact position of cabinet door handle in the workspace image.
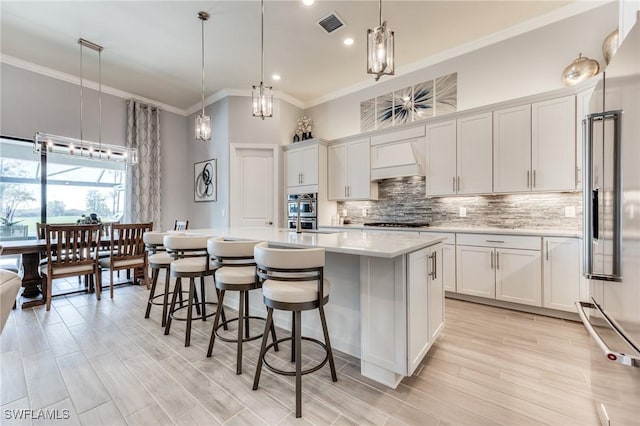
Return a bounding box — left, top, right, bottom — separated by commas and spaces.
428, 252, 437, 279
453, 177, 456, 192
533, 170, 537, 188
546, 241, 549, 261
344, 186, 347, 198
301, 173, 304, 184
486, 240, 504, 243
347, 186, 351, 198
457, 176, 460, 192
527, 170, 530, 188
496, 251, 500, 269
490, 251, 494, 269
433, 251, 437, 279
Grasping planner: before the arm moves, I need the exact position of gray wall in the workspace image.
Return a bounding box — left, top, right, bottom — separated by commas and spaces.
305, 2, 618, 140
0, 62, 188, 231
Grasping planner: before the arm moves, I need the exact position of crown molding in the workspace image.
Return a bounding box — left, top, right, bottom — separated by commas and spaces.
1, 53, 188, 116
304, 0, 614, 109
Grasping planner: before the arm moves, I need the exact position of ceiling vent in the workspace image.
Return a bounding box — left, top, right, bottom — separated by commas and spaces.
317, 11, 345, 34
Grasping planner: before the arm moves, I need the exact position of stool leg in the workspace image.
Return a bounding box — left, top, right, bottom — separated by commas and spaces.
164, 277, 181, 335
270, 317, 279, 352
236, 290, 245, 375
252, 307, 274, 391
145, 267, 159, 319
206, 290, 226, 357
218, 289, 229, 331
294, 310, 302, 418
291, 311, 296, 363
161, 267, 171, 327
110, 269, 115, 299
193, 283, 202, 316
200, 276, 207, 321
244, 291, 250, 337
185, 277, 195, 347
319, 304, 338, 382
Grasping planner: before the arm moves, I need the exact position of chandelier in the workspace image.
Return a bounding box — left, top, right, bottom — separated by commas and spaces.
195, 11, 212, 140
252, 0, 273, 119
367, 0, 395, 81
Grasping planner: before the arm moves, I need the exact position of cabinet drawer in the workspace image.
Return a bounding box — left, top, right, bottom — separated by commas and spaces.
457, 233, 540, 250
419, 231, 455, 245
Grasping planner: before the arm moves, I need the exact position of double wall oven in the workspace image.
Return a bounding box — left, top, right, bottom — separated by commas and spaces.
287, 193, 317, 230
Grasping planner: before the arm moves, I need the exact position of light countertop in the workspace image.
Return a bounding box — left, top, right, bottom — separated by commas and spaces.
186, 227, 445, 258
319, 224, 582, 238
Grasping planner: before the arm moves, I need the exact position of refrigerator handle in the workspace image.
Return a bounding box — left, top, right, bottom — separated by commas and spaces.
592, 188, 599, 240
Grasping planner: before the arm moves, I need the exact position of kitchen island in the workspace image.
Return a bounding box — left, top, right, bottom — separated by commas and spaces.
189, 227, 446, 388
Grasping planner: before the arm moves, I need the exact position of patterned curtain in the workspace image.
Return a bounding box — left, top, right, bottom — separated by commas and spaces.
125, 99, 161, 227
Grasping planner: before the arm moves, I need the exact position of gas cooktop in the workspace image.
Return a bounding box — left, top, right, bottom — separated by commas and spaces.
363, 222, 430, 228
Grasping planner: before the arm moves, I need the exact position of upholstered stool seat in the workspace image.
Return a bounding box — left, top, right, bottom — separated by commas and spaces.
252, 242, 337, 418
206, 237, 278, 375
164, 234, 225, 347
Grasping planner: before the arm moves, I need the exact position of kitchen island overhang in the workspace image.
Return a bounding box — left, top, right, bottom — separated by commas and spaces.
188, 228, 446, 388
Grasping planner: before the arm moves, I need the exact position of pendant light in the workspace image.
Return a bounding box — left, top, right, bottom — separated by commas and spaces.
34, 38, 137, 165
252, 0, 273, 119
561, 53, 600, 86
367, 0, 394, 81
195, 11, 212, 140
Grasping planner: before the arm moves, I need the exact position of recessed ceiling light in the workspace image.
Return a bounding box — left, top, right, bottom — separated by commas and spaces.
343, 38, 354, 46
272, 74, 281, 81
302, 0, 314, 6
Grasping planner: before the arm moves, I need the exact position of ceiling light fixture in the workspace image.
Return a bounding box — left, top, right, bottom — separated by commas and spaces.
344, 37, 354, 46
302, 0, 315, 6
34, 38, 137, 165
252, 0, 273, 119
272, 74, 281, 81
561, 53, 600, 86
195, 11, 212, 141
367, 0, 394, 81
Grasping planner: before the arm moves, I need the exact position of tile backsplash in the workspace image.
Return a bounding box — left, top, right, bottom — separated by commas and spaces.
337, 176, 582, 230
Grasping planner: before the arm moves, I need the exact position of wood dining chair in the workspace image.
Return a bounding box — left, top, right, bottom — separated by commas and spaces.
98, 222, 153, 298
40, 224, 102, 311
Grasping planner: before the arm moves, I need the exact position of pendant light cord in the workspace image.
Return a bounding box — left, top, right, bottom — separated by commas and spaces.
98, 49, 102, 146
379, 0, 382, 26
201, 15, 206, 116
79, 43, 83, 143
260, 0, 264, 85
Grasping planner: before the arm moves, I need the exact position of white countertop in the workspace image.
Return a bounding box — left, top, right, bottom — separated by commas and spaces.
186, 227, 445, 258
320, 224, 582, 238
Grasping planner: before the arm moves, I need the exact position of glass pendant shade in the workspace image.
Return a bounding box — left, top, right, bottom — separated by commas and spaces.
34, 132, 138, 165
195, 113, 211, 140
252, 83, 273, 119
561, 53, 600, 86
367, 21, 394, 81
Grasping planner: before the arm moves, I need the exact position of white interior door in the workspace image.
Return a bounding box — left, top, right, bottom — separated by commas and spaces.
230, 145, 278, 228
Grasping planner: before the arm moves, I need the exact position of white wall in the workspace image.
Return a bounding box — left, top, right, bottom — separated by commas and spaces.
305, 2, 619, 140
0, 62, 188, 231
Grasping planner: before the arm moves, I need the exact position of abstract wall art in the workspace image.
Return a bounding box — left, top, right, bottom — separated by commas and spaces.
194, 158, 217, 202
359, 72, 457, 132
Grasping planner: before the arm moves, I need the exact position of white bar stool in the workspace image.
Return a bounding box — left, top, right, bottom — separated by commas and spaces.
143, 231, 181, 327
163, 234, 225, 347
252, 242, 337, 418
205, 238, 278, 375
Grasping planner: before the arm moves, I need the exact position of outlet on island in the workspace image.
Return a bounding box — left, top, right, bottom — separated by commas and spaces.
361, 208, 367, 217
459, 207, 467, 218
565, 206, 576, 218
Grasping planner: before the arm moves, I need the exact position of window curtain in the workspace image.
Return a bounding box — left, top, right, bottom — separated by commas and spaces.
125, 99, 161, 227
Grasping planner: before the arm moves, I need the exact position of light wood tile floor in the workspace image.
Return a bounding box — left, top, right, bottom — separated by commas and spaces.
0, 277, 631, 425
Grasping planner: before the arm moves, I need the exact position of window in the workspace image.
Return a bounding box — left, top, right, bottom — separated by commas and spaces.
0, 137, 126, 240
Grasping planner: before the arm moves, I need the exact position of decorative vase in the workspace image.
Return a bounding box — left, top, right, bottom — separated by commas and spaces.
302, 132, 312, 140
293, 134, 300, 142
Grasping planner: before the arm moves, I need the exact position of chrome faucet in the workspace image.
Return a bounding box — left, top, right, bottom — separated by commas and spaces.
296, 193, 312, 233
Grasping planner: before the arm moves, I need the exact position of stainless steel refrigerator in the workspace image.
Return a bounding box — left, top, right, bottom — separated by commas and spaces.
578, 21, 640, 425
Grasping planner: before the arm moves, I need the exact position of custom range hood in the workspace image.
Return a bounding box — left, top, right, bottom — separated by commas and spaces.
370, 126, 426, 180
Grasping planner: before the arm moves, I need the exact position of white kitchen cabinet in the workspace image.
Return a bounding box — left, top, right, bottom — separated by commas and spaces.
407, 245, 443, 375
532, 95, 576, 191
426, 120, 457, 196
543, 237, 584, 312
456, 234, 542, 306
286, 143, 319, 188
456, 245, 495, 298
493, 104, 532, 193
426, 112, 492, 197
495, 248, 542, 306
328, 138, 377, 200
456, 112, 493, 195
442, 244, 456, 292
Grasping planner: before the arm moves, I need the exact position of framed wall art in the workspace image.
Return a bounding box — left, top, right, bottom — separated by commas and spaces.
194, 158, 217, 202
